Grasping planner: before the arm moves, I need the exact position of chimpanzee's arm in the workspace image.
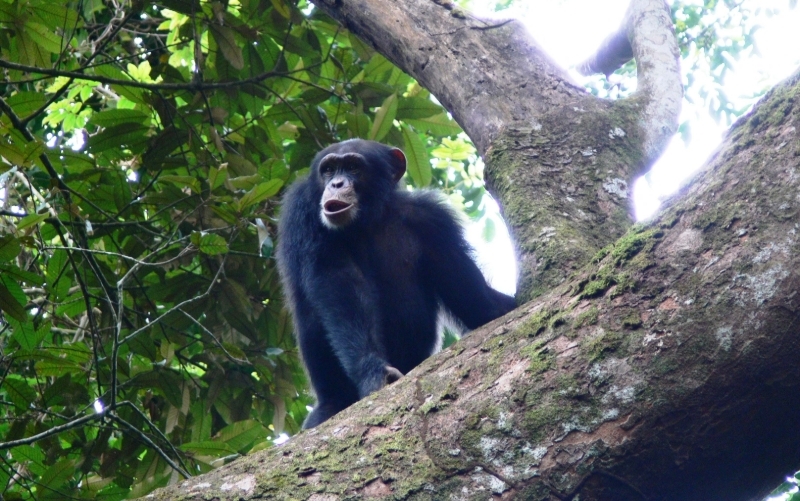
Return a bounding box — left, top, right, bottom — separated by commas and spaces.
289, 290, 360, 428
431, 247, 516, 329
415, 197, 516, 329
304, 260, 395, 398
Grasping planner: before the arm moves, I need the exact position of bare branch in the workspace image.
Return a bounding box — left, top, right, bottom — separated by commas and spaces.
0, 57, 283, 92
0, 412, 103, 451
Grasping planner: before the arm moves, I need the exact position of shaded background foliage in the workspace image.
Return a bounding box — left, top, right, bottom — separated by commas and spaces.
0, 0, 793, 499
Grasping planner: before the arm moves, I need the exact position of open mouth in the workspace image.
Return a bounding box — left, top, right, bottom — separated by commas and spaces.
323, 200, 353, 214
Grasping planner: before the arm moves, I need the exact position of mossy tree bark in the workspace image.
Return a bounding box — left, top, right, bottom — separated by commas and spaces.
147, 0, 800, 499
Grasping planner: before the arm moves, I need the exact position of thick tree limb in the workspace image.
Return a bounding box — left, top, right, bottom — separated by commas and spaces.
578, 30, 633, 78
629, 0, 682, 166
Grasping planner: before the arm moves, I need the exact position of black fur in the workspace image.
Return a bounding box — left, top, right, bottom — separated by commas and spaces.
277, 139, 516, 428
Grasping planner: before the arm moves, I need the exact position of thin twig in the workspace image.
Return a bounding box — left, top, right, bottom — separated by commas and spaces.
109, 414, 191, 478
0, 412, 103, 450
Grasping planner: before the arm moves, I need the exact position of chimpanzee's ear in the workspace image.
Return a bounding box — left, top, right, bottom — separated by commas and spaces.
388, 148, 407, 183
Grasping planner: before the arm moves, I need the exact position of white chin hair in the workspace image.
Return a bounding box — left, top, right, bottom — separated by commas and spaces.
320, 207, 357, 229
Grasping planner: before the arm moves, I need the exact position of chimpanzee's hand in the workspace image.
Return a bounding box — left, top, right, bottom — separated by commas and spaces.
384, 365, 403, 385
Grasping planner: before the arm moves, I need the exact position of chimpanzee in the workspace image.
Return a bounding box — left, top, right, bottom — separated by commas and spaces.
276, 139, 516, 428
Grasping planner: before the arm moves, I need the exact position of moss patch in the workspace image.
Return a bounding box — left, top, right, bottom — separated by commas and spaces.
518, 308, 555, 338
522, 403, 567, 442
577, 225, 663, 299
621, 311, 642, 330
574, 307, 599, 328
520, 340, 555, 374
582, 330, 625, 362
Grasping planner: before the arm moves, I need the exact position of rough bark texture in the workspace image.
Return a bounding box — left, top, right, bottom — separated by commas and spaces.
147, 70, 800, 501
312, 0, 681, 303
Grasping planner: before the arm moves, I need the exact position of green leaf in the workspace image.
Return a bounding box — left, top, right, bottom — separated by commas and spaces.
87, 109, 150, 129
210, 24, 244, 70
431, 137, 475, 160
228, 174, 262, 191
400, 124, 431, 187
22, 140, 46, 166
46, 249, 70, 301
190, 401, 212, 443
94, 484, 130, 501
27, 320, 49, 350
21, 345, 93, 367
160, 175, 201, 194
0, 141, 28, 166
17, 31, 50, 67
270, 0, 291, 18
88, 122, 150, 153
142, 127, 190, 170
191, 232, 229, 256
35, 356, 85, 376
55, 293, 87, 317
180, 441, 236, 457
369, 93, 398, 141
239, 179, 283, 209
3, 375, 36, 409
208, 166, 228, 190
216, 419, 266, 451
14, 320, 49, 351
31, 3, 80, 30
25, 22, 66, 54
57, 150, 96, 173
0, 235, 21, 262
227, 154, 258, 176
10, 445, 46, 475
16, 212, 48, 232
345, 110, 371, 139
397, 96, 443, 119
0, 275, 26, 321
93, 64, 147, 105
364, 54, 393, 81
404, 113, 462, 137
2, 265, 44, 286
7, 92, 47, 118
40, 458, 76, 490
0, 1, 16, 22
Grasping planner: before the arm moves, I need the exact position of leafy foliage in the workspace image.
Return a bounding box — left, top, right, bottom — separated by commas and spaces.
0, 0, 488, 498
